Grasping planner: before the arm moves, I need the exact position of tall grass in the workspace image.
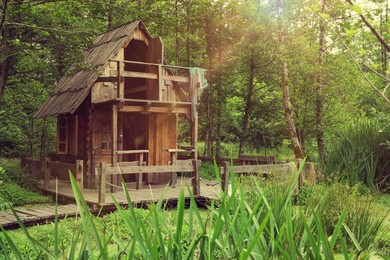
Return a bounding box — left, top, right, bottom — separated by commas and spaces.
0, 163, 381, 258
325, 119, 390, 191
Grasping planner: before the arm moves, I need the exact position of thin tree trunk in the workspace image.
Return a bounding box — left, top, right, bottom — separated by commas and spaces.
175, 0, 179, 66
204, 17, 213, 157
40, 118, 47, 158
238, 48, 255, 156
276, 0, 304, 159
0, 58, 9, 107
316, 0, 327, 164
107, 0, 114, 30
215, 46, 222, 158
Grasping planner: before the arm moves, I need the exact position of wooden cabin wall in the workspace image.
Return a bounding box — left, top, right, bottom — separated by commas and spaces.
91, 107, 113, 167
91, 50, 124, 103
147, 114, 177, 184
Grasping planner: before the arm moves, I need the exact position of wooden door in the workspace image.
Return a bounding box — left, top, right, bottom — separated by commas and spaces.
147, 114, 177, 184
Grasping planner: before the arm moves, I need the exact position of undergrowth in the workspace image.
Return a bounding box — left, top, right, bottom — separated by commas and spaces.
1, 160, 388, 259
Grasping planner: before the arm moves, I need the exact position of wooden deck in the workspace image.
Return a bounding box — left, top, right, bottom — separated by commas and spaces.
0, 204, 82, 229
39, 177, 221, 207
0, 178, 221, 230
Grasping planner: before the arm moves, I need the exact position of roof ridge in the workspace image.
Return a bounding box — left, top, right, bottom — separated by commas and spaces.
95, 19, 140, 38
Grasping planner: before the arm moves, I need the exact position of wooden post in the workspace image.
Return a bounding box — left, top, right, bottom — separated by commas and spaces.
222, 161, 230, 192
111, 104, 118, 193
158, 64, 163, 101
136, 153, 143, 190
192, 159, 200, 196
98, 162, 106, 206
117, 61, 124, 99
76, 160, 83, 189
44, 157, 50, 189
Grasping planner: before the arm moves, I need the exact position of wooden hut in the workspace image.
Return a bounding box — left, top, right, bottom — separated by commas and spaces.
35, 20, 206, 192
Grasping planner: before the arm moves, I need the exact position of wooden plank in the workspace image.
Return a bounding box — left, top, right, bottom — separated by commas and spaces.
119, 105, 189, 114
122, 71, 158, 80
105, 165, 195, 175
120, 98, 192, 106
192, 160, 200, 196
232, 163, 292, 174
136, 153, 143, 190
99, 162, 106, 206
111, 104, 118, 193
117, 150, 149, 155
162, 74, 189, 83
222, 161, 230, 192
46, 161, 76, 171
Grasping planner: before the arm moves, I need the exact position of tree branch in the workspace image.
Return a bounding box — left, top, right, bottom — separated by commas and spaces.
335, 30, 390, 105
346, 0, 390, 52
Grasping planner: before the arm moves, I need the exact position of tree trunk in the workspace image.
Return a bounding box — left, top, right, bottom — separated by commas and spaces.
238, 48, 255, 156
316, 0, 327, 164
175, 0, 179, 66
0, 58, 9, 107
215, 46, 222, 158
107, 0, 114, 30
276, 0, 304, 159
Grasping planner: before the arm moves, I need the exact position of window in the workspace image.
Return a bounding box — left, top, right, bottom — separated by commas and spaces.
101, 123, 112, 150
57, 116, 68, 154
57, 115, 78, 155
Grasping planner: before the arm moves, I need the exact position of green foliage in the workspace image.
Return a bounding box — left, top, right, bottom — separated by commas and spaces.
199, 162, 216, 180
297, 182, 388, 254
1, 164, 385, 258
0, 182, 51, 209
325, 119, 390, 191
0, 159, 51, 209
0, 159, 39, 191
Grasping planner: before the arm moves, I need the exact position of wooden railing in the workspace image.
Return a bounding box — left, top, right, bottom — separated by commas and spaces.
97, 59, 193, 102
96, 160, 201, 206
220, 162, 297, 192
43, 158, 84, 189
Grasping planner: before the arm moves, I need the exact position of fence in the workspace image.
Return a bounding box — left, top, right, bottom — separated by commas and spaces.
96, 160, 201, 205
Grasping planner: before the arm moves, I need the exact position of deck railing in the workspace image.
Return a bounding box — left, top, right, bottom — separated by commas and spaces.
96, 159, 201, 206
220, 162, 297, 192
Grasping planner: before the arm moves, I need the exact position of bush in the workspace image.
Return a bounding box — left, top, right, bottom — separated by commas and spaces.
297, 182, 388, 253
199, 162, 217, 180
325, 119, 390, 191
0, 159, 51, 209
0, 159, 39, 191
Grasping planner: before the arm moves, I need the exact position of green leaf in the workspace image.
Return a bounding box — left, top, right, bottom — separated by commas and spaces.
350, 5, 363, 15
319, 13, 330, 19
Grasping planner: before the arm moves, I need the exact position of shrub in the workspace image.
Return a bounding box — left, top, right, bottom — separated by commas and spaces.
0, 159, 39, 191
297, 182, 388, 253
325, 119, 390, 191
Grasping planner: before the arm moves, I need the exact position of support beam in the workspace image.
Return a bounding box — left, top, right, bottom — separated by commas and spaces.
192, 160, 200, 196
221, 161, 230, 192
76, 160, 83, 189
111, 104, 118, 193
44, 157, 50, 189
98, 162, 106, 206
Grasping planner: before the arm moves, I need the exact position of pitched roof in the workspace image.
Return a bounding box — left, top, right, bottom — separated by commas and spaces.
36, 20, 150, 117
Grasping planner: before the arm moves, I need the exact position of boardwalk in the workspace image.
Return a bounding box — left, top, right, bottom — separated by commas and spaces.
1, 177, 221, 229
0, 204, 81, 229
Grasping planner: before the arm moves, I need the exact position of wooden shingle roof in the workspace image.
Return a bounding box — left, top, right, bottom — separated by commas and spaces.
36, 20, 150, 117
